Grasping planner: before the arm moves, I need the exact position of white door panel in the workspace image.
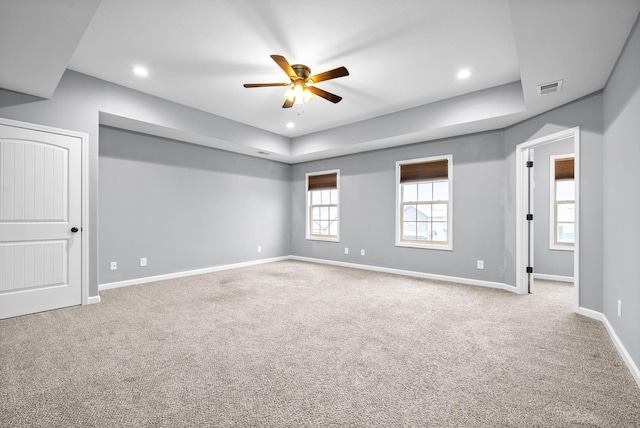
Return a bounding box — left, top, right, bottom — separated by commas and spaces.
0, 124, 82, 319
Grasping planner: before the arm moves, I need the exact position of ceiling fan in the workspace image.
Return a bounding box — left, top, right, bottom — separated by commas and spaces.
243, 55, 349, 108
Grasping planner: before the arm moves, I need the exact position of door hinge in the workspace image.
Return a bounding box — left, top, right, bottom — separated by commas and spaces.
526, 266, 533, 274
526, 161, 534, 168
526, 214, 533, 221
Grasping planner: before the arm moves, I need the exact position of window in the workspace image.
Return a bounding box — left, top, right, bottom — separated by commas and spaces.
306, 170, 339, 241
396, 155, 452, 250
550, 155, 574, 249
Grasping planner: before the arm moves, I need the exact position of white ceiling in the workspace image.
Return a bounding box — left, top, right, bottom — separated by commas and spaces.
1, 0, 639, 162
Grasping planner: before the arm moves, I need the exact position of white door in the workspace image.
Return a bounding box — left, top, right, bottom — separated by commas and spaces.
0, 123, 82, 319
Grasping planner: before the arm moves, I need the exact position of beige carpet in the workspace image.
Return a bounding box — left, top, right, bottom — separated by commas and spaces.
1, 260, 639, 427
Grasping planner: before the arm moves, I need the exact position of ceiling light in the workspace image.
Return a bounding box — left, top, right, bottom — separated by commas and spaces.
133, 66, 148, 77
457, 69, 471, 79
286, 122, 295, 128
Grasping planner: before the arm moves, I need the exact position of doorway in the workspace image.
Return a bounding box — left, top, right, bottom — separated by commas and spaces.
0, 118, 89, 319
515, 127, 580, 312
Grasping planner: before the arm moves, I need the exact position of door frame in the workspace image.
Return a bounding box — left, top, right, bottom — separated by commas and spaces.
515, 127, 580, 312
0, 117, 90, 305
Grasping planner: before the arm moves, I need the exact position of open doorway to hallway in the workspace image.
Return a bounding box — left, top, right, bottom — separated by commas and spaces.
531, 137, 575, 306
516, 127, 580, 313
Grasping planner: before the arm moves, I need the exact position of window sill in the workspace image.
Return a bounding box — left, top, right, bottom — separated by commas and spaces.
306, 236, 340, 243
396, 241, 452, 251
549, 244, 574, 251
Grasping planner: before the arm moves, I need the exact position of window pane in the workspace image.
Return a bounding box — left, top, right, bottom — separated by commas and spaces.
556, 180, 575, 201
433, 181, 449, 201
403, 222, 418, 240
403, 183, 418, 202
403, 204, 418, 221
330, 189, 338, 204
557, 223, 574, 243
416, 222, 429, 240
418, 182, 432, 201
312, 207, 320, 220
329, 221, 338, 236
432, 222, 447, 242
312, 191, 322, 205
431, 203, 447, 221
417, 204, 431, 220
312, 221, 322, 234
329, 206, 338, 221
320, 206, 329, 220
320, 190, 330, 204
557, 203, 574, 222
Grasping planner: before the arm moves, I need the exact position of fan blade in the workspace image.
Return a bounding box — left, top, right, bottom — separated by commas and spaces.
243, 83, 290, 88
308, 86, 342, 103
309, 66, 349, 83
282, 98, 294, 108
270, 55, 297, 80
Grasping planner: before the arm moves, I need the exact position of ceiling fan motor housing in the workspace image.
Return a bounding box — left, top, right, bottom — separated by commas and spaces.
291, 64, 311, 80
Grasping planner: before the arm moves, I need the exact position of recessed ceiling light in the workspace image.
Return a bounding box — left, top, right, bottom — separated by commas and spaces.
286, 122, 295, 129
133, 66, 148, 77
457, 69, 471, 79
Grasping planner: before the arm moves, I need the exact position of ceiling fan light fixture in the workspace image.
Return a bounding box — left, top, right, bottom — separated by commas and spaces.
293, 81, 305, 104
285, 81, 314, 104
284, 86, 295, 102
303, 87, 314, 103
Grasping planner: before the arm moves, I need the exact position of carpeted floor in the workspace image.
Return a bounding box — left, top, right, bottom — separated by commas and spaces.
1, 260, 639, 427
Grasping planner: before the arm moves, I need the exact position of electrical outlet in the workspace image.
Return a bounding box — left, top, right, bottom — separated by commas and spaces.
110, 261, 117, 271
361, 249, 365, 256
344, 247, 349, 254
618, 300, 622, 317
258, 246, 262, 253
140, 257, 147, 267
477, 260, 484, 270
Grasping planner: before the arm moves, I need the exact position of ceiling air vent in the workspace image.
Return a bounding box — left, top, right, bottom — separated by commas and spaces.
537, 80, 563, 95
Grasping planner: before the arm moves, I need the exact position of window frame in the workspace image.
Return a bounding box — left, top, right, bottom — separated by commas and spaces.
549, 154, 575, 251
306, 169, 340, 242
395, 154, 453, 251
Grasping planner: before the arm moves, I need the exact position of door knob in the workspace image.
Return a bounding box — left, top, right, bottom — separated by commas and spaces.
71, 227, 79, 233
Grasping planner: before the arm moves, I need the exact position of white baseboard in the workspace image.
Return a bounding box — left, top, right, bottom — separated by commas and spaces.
533, 273, 574, 283
100, 255, 515, 293
602, 315, 640, 389
87, 295, 101, 305
577, 306, 603, 321
99, 256, 290, 291
289, 255, 516, 293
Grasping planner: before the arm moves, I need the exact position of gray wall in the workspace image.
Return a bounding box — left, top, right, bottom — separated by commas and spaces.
533, 138, 574, 278
603, 16, 640, 370
99, 126, 291, 283
504, 93, 604, 312
291, 131, 507, 284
